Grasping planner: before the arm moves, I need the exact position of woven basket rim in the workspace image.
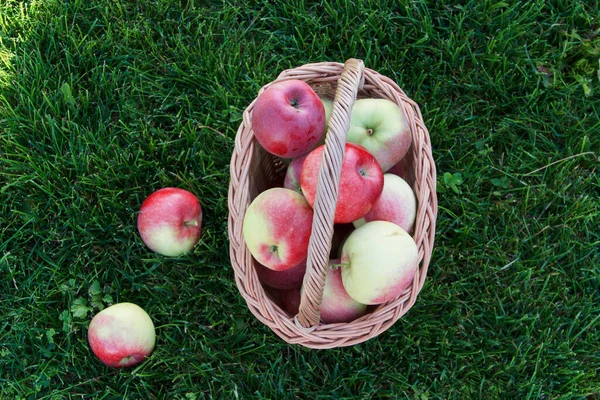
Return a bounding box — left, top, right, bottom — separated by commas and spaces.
228, 59, 438, 349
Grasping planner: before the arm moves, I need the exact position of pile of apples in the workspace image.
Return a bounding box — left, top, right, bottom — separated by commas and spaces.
243, 79, 419, 324
87, 187, 204, 368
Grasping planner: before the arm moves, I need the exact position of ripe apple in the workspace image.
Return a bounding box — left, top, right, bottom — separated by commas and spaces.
319, 260, 367, 323
251, 79, 326, 158
255, 259, 307, 290
243, 188, 314, 271
283, 153, 308, 194
137, 187, 202, 257
353, 173, 417, 233
300, 143, 384, 224
279, 288, 301, 315
387, 149, 413, 180
347, 98, 411, 172
87, 302, 156, 368
340, 221, 418, 305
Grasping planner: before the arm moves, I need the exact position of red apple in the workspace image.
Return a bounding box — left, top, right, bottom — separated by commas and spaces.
255, 260, 307, 290
283, 153, 308, 194
251, 79, 326, 158
88, 302, 156, 368
354, 173, 417, 233
300, 143, 384, 224
243, 188, 313, 271
279, 288, 301, 315
319, 260, 367, 323
137, 188, 202, 257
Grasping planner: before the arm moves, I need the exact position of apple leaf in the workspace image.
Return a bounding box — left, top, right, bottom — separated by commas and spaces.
71, 297, 91, 319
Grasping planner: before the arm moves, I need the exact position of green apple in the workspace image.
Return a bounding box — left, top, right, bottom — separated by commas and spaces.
347, 98, 411, 172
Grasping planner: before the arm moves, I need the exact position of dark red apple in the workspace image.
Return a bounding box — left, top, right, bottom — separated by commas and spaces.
251, 79, 326, 158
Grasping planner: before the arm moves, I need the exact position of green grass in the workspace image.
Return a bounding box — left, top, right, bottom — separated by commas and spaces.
1, 0, 599, 398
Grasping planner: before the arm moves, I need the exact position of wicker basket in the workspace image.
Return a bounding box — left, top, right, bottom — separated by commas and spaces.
228, 59, 437, 349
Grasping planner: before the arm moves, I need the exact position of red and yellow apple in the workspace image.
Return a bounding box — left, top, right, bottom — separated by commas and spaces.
340, 221, 418, 305
300, 143, 384, 224
354, 173, 417, 233
87, 302, 156, 368
243, 188, 313, 271
251, 79, 326, 158
347, 98, 411, 172
137, 187, 202, 257
319, 260, 367, 323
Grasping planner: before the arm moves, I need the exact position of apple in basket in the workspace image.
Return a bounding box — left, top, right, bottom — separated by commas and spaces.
137, 187, 202, 257
347, 98, 412, 172
300, 143, 384, 224
279, 288, 301, 315
340, 221, 418, 305
88, 302, 156, 368
283, 153, 308, 194
387, 150, 413, 180
251, 79, 326, 158
243, 188, 314, 271
354, 173, 417, 233
320, 96, 333, 130
319, 260, 367, 323
255, 259, 307, 290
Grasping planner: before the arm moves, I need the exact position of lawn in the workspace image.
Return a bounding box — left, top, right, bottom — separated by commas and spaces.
1, 0, 599, 398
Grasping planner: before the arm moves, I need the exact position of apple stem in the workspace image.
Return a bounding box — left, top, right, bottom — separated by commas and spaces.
366, 128, 374, 136
329, 262, 345, 270
184, 220, 199, 227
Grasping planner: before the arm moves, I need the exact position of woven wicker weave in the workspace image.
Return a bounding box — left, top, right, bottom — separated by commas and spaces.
228, 59, 437, 349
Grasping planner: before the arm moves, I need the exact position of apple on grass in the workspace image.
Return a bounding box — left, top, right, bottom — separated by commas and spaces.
255, 259, 307, 290
347, 98, 412, 172
300, 143, 384, 224
251, 79, 326, 158
88, 303, 156, 368
340, 221, 418, 305
243, 188, 314, 271
137, 187, 202, 257
354, 173, 417, 233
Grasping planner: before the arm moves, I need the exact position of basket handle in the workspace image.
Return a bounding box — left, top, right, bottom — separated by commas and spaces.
296, 58, 365, 329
